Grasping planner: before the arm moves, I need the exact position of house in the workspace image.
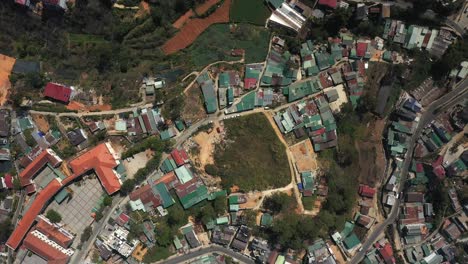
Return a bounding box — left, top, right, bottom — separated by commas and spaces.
43, 83, 73, 104
171, 148, 190, 167
405, 192, 424, 203
67, 128, 87, 146
359, 185, 376, 198
0, 110, 10, 137
185, 230, 201, 248
211, 225, 237, 246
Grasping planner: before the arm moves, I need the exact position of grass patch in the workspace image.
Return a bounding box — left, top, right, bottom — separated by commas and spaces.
206, 113, 290, 191
302, 195, 316, 211
143, 246, 172, 263
230, 0, 271, 25
186, 23, 270, 67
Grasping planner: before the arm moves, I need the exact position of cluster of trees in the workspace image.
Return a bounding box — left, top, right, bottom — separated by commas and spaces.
46, 209, 62, 223
120, 137, 173, 195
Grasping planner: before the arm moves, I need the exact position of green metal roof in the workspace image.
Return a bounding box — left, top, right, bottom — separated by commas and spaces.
229, 204, 239, 212
216, 216, 229, 225
261, 213, 273, 227
343, 233, 361, 249
267, 0, 283, 9
179, 185, 209, 209
218, 72, 230, 88
175, 120, 185, 131
154, 183, 175, 208
54, 188, 69, 204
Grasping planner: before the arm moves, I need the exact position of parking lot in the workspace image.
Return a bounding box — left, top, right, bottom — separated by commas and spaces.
47, 175, 105, 247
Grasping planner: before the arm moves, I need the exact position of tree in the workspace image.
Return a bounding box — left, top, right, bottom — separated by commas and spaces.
155, 222, 173, 247
103, 195, 113, 207
213, 196, 226, 215
0, 219, 13, 242
263, 192, 291, 215
80, 226, 93, 243
46, 209, 62, 223
120, 179, 136, 195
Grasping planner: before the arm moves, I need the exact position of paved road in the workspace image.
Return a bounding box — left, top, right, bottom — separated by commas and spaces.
350, 79, 468, 264
159, 245, 254, 264
29, 103, 154, 117
445, 18, 466, 37
70, 196, 126, 264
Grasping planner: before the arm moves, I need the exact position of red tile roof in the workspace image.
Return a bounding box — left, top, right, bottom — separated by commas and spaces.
359, 185, 376, 198
68, 143, 122, 194
244, 78, 257, 89
19, 149, 62, 187
356, 42, 368, 57
23, 230, 70, 264
318, 0, 337, 8
35, 217, 74, 248
415, 163, 424, 173
378, 243, 395, 264
44, 83, 72, 103
171, 148, 189, 167
4, 173, 13, 189
7, 179, 63, 250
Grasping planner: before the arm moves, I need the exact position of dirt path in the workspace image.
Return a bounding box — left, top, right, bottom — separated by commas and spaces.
262, 112, 305, 213
183, 58, 244, 95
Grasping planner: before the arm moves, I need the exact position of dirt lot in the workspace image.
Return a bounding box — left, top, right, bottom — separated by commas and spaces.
330, 244, 346, 264
356, 118, 387, 187
173, 10, 194, 29
31, 114, 50, 133
66, 101, 112, 112
182, 83, 207, 123
0, 54, 15, 106
161, 0, 230, 54
123, 150, 153, 178
289, 139, 318, 173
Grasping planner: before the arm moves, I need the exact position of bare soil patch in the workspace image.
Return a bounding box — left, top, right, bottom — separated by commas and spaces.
289, 139, 318, 173
66, 100, 112, 112
356, 118, 386, 187
181, 83, 207, 123
31, 114, 50, 133
0, 54, 15, 106
161, 0, 230, 55
173, 10, 194, 29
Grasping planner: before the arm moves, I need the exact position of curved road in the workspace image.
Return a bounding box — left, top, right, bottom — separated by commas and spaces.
350, 79, 468, 264
158, 245, 254, 264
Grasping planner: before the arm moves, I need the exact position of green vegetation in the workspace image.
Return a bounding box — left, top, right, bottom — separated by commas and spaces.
302, 196, 316, 211
103, 195, 113, 207
186, 24, 270, 67
205, 113, 290, 191
263, 192, 296, 215
230, 0, 271, 25
23, 129, 37, 148
46, 209, 62, 223
120, 137, 174, 195
80, 226, 93, 244
261, 107, 363, 250
0, 219, 13, 243
143, 246, 172, 263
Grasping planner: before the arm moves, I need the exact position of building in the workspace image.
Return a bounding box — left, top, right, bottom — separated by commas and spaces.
268, 2, 306, 32
67, 128, 87, 146
23, 229, 74, 264
43, 82, 73, 104
359, 185, 376, 198
68, 142, 124, 195
19, 148, 63, 188
104, 226, 138, 257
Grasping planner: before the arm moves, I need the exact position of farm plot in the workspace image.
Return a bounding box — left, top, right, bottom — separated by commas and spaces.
186, 23, 270, 67
230, 0, 271, 25
161, 0, 231, 55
